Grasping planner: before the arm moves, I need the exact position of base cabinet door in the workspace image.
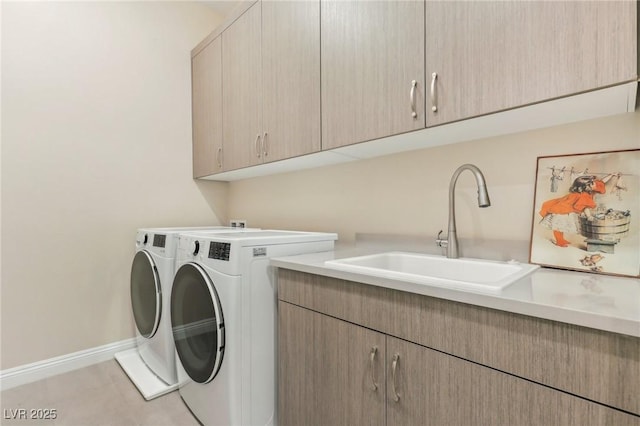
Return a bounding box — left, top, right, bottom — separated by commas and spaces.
386, 336, 639, 426
278, 302, 385, 426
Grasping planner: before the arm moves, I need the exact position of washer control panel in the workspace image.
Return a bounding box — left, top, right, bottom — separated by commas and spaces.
208, 242, 231, 261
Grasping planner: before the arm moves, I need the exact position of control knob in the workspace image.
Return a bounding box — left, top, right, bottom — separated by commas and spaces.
191, 240, 200, 256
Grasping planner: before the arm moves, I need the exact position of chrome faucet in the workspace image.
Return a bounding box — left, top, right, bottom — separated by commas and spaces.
436, 164, 491, 259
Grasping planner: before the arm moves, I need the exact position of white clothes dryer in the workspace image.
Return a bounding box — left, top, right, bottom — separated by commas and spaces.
116, 226, 257, 400
171, 230, 337, 426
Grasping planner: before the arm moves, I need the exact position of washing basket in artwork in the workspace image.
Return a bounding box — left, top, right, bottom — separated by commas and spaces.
580, 209, 631, 253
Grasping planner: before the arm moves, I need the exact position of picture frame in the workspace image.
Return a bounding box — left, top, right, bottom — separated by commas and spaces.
529, 149, 639, 278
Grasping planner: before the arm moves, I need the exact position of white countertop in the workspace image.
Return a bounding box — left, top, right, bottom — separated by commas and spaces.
272, 247, 640, 338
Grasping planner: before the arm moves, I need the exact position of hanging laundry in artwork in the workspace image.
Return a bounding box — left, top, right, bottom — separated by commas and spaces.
549, 166, 566, 192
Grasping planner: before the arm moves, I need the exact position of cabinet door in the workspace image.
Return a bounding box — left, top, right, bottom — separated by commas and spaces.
425, 1, 637, 126
191, 37, 222, 177
278, 302, 385, 426
321, 0, 425, 150
386, 336, 639, 426
222, 2, 262, 171
262, 0, 320, 162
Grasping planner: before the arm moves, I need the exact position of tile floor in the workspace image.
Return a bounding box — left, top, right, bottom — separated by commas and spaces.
0, 360, 199, 425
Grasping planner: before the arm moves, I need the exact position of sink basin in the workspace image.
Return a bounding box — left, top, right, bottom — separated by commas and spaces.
325, 252, 539, 293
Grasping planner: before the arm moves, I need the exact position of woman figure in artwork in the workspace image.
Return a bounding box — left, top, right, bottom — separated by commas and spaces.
539, 174, 614, 248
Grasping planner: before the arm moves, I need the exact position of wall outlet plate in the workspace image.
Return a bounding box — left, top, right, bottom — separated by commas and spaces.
230, 220, 247, 228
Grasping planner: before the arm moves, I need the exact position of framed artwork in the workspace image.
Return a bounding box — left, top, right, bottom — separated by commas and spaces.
529, 149, 639, 278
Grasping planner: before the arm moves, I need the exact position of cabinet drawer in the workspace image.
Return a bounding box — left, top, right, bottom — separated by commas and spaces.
278, 269, 640, 415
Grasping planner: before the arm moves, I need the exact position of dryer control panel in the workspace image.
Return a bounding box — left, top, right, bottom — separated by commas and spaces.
208, 242, 231, 261
153, 234, 166, 248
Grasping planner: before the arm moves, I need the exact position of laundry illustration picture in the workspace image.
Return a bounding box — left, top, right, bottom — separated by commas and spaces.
530, 149, 639, 278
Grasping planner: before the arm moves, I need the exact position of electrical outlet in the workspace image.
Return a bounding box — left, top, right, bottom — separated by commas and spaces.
230, 220, 247, 228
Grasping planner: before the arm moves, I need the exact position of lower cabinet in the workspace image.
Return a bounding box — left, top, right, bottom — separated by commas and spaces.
279, 300, 640, 426
386, 335, 637, 426
278, 301, 385, 426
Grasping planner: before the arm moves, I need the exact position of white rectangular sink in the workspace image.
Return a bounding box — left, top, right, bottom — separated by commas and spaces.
325, 252, 539, 293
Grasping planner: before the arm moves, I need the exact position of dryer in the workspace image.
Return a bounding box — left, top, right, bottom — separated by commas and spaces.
171, 230, 337, 426
116, 226, 256, 400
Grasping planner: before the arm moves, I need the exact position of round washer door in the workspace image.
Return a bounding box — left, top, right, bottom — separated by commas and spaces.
171, 263, 225, 384
130, 250, 162, 339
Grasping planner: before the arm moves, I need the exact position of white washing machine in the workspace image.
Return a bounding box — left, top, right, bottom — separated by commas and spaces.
171, 230, 337, 426
116, 226, 257, 400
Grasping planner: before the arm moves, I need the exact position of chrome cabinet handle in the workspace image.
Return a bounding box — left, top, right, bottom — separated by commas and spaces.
430, 72, 438, 113
216, 147, 223, 169
263, 132, 269, 157
255, 133, 262, 158
391, 353, 400, 402
369, 346, 378, 391
410, 80, 418, 118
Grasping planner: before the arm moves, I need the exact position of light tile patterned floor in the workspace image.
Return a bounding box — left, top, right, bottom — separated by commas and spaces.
0, 360, 199, 426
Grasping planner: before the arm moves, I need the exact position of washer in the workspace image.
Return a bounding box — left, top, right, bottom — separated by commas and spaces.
171, 230, 337, 426
116, 226, 257, 400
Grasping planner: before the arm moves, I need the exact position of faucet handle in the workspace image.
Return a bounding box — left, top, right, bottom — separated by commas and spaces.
436, 230, 448, 248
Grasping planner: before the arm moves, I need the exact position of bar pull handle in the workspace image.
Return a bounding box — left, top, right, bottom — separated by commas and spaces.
263, 132, 269, 157
369, 346, 379, 391
216, 147, 223, 169
255, 133, 262, 158
430, 72, 438, 113
410, 80, 418, 118
391, 353, 400, 402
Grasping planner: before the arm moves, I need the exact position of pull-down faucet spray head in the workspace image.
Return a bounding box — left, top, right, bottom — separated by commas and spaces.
477, 182, 491, 208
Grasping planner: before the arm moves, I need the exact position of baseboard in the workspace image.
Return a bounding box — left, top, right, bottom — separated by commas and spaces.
0, 338, 136, 391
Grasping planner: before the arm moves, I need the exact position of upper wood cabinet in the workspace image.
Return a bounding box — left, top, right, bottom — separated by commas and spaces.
191, 36, 222, 178
262, 0, 321, 163
321, 0, 426, 150
219, 0, 321, 172
192, 0, 637, 180
222, 2, 262, 171
425, 1, 638, 126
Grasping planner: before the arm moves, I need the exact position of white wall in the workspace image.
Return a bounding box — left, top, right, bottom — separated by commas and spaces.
228, 110, 640, 245
1, 1, 226, 369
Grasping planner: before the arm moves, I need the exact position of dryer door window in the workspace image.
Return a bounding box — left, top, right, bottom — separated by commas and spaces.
171, 263, 225, 384
130, 250, 162, 339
